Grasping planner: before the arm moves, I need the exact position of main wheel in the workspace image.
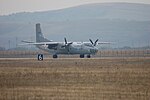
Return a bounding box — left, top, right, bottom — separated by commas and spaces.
87, 54, 91, 58
53, 54, 58, 58
80, 54, 84, 58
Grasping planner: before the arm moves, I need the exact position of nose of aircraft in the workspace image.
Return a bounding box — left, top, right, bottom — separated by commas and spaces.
90, 47, 98, 54
95, 47, 98, 53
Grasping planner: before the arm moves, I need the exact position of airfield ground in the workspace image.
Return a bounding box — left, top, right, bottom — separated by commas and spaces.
0, 57, 150, 100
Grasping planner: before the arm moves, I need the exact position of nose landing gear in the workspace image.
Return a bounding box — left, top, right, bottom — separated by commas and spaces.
87, 54, 91, 58
53, 54, 58, 58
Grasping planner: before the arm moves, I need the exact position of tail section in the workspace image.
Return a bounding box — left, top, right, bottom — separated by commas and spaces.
36, 23, 50, 42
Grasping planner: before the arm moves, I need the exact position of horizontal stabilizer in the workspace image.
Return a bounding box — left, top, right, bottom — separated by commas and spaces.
21, 40, 35, 43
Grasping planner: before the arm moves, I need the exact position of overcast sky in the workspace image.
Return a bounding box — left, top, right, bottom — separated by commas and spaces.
0, 0, 150, 15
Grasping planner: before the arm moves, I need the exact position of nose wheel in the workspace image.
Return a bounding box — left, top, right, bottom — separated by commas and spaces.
87, 54, 91, 58
53, 54, 58, 58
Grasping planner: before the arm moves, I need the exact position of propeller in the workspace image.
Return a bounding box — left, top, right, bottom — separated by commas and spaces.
63, 38, 73, 53
89, 39, 99, 46
94, 39, 99, 46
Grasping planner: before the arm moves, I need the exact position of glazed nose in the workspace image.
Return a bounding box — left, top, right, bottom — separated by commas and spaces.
95, 48, 98, 53
90, 48, 98, 54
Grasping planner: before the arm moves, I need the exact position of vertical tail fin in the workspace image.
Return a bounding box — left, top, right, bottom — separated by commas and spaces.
36, 23, 50, 42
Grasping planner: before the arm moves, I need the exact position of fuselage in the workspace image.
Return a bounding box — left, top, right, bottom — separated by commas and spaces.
36, 42, 98, 55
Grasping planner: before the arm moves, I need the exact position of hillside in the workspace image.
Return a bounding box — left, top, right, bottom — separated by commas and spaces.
0, 3, 150, 48
1, 3, 150, 22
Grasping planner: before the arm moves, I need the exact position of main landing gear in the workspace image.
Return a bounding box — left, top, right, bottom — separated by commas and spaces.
80, 54, 84, 58
80, 54, 91, 58
87, 54, 91, 58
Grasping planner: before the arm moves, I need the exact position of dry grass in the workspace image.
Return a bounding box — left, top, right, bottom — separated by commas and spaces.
0, 49, 150, 58
0, 58, 150, 100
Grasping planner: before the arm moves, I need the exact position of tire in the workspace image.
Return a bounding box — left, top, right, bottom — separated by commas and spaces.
80, 54, 84, 58
87, 55, 91, 58
53, 54, 58, 58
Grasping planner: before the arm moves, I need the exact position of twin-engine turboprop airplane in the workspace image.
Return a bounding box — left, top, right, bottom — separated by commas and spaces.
22, 23, 111, 58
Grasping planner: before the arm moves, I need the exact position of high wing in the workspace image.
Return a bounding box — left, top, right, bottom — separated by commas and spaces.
83, 39, 112, 45
21, 41, 61, 45
83, 42, 112, 44
21, 41, 112, 46
98, 42, 112, 44
21, 41, 73, 45
82, 42, 112, 45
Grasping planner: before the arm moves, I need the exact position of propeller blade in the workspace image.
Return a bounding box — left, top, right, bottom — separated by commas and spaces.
94, 39, 99, 46
89, 39, 94, 44
64, 37, 72, 53
64, 38, 67, 45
